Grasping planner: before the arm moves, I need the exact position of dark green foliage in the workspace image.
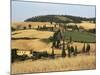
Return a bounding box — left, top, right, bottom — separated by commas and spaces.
32, 51, 49, 59
62, 40, 66, 57
18, 55, 28, 61
40, 36, 53, 44
24, 15, 95, 24
52, 30, 63, 48
11, 27, 16, 31
82, 43, 86, 53
66, 25, 79, 31
89, 18, 96, 23
70, 45, 74, 53
11, 49, 18, 63
73, 25, 79, 31
66, 25, 75, 28
24, 15, 72, 23
51, 46, 55, 59
74, 46, 77, 56
37, 25, 54, 31
67, 44, 71, 57
64, 31, 95, 43
86, 43, 90, 53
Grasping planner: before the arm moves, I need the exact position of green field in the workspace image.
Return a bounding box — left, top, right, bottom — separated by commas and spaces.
64, 31, 96, 43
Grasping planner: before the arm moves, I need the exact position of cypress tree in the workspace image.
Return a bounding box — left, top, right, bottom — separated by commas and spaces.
51, 47, 55, 58
67, 43, 71, 57
74, 46, 77, 56
82, 43, 85, 53
51, 42, 55, 59
86, 43, 90, 54
70, 45, 74, 53
62, 40, 66, 57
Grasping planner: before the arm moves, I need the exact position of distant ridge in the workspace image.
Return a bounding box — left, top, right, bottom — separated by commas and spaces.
24, 15, 95, 23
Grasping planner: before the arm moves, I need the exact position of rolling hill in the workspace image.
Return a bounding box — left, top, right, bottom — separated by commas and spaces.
24, 15, 95, 23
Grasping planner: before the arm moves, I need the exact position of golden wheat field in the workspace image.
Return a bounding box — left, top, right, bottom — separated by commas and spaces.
12, 21, 95, 29
12, 22, 57, 29
77, 22, 95, 29
11, 22, 96, 74
11, 55, 96, 74
11, 29, 96, 53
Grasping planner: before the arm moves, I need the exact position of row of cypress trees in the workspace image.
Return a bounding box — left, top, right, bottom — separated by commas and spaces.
51, 35, 90, 58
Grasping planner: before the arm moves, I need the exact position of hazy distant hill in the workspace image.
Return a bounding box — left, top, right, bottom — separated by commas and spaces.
24, 15, 95, 23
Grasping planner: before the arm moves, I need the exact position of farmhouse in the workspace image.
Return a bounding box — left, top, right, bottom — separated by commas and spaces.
16, 49, 32, 57
12, 49, 33, 57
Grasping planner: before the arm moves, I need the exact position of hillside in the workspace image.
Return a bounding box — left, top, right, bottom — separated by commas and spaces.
24, 15, 95, 23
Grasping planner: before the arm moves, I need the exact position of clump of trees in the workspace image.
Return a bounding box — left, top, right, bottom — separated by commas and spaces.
82, 43, 91, 54
52, 29, 63, 48
11, 27, 16, 31
11, 48, 18, 63
24, 15, 95, 23
67, 44, 77, 57
31, 51, 49, 60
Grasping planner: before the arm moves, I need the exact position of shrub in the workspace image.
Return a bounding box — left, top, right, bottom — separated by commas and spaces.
23, 26, 27, 30
18, 55, 28, 61
70, 45, 74, 53
28, 24, 32, 29
11, 27, 16, 31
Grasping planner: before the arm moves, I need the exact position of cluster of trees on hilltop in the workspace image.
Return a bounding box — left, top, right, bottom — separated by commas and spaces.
24, 15, 72, 23
24, 15, 96, 23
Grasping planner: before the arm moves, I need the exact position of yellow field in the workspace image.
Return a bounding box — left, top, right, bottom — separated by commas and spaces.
77, 22, 95, 29
12, 29, 96, 54
12, 30, 54, 39
11, 22, 96, 74
11, 55, 96, 74
12, 22, 56, 29
12, 21, 95, 29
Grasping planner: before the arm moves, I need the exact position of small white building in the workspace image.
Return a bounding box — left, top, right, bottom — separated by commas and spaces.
16, 49, 33, 57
